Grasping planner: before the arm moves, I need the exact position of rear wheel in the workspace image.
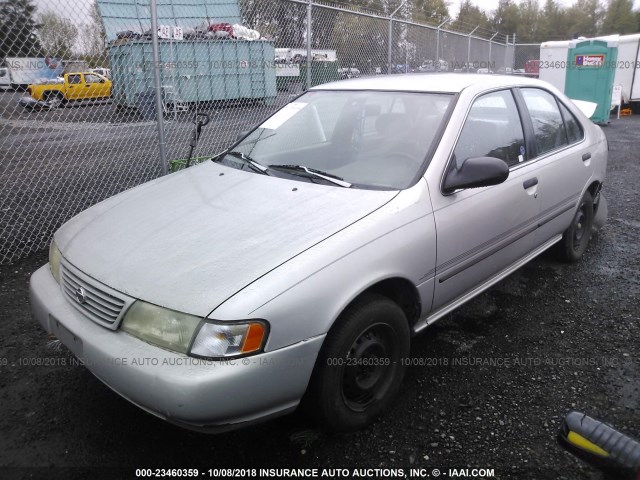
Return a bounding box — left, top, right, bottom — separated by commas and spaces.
306, 293, 410, 432
558, 191, 593, 262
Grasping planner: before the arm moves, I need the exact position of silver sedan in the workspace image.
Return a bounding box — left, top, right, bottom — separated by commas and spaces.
30, 74, 608, 432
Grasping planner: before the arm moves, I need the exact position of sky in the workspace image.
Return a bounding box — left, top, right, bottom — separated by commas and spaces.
452, 0, 640, 16
33, 0, 640, 29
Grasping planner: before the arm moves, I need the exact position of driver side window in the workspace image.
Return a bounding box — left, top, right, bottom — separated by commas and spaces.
453, 90, 525, 169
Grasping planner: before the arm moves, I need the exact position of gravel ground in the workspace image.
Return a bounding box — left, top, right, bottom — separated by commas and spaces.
0, 89, 292, 264
0, 116, 638, 480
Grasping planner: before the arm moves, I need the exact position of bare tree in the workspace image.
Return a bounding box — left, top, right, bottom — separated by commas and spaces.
37, 10, 78, 59
81, 0, 107, 63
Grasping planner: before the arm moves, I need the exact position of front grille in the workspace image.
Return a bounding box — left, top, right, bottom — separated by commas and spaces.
61, 261, 132, 330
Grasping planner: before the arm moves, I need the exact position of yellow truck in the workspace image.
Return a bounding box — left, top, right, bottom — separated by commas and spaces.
26, 72, 112, 108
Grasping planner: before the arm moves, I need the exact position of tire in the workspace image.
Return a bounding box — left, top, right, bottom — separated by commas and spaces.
559, 191, 594, 262
305, 293, 410, 432
43, 91, 64, 109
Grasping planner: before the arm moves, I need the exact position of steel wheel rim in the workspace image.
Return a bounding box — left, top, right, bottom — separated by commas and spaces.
572, 202, 587, 250
341, 323, 397, 412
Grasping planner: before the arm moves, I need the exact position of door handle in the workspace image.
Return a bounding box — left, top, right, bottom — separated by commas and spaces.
582, 153, 591, 161
523, 177, 538, 189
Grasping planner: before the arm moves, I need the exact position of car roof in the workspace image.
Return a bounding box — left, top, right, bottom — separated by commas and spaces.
311, 73, 548, 94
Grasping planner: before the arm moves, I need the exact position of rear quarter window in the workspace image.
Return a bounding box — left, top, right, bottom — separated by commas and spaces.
558, 102, 584, 144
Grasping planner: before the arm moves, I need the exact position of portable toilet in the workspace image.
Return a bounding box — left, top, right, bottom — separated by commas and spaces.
565, 39, 618, 124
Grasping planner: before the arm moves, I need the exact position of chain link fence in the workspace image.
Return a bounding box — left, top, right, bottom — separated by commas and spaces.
514, 43, 541, 77
0, 0, 537, 264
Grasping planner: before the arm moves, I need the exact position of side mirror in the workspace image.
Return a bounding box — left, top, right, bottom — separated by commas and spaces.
236, 130, 250, 142
443, 156, 509, 194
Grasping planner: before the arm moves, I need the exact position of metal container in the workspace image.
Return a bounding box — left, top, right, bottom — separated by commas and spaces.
108, 39, 277, 108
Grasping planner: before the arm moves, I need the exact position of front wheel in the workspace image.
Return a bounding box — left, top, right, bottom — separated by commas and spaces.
43, 91, 64, 109
306, 293, 410, 432
559, 191, 594, 262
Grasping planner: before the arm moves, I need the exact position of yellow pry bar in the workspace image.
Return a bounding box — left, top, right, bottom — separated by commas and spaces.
567, 431, 610, 458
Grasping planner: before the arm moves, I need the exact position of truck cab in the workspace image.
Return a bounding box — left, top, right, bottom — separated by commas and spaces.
27, 72, 112, 107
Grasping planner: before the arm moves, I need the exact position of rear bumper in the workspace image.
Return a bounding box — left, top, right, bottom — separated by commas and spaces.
30, 265, 324, 432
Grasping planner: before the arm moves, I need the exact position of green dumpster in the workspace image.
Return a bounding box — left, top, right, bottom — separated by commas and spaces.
108, 39, 277, 108
299, 61, 339, 89
565, 39, 618, 124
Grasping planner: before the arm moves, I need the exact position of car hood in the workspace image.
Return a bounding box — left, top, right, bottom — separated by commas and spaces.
56, 161, 397, 317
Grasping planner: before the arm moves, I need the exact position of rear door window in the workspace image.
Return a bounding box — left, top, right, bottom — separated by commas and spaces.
521, 88, 568, 155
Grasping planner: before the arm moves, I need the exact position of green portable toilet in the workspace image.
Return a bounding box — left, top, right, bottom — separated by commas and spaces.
565, 39, 618, 124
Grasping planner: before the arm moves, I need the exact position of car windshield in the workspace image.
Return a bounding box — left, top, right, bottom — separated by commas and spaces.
224, 90, 453, 190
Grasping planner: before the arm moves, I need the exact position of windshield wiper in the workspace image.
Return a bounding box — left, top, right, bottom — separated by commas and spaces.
268, 164, 352, 188
225, 151, 269, 174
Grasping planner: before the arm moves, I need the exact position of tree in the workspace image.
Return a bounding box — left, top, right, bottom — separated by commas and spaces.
492, 0, 521, 37
81, 0, 107, 63
538, 0, 570, 40
413, 0, 450, 23
239, 0, 305, 47
451, 0, 491, 34
37, 11, 78, 59
0, 0, 42, 58
515, 0, 540, 43
601, 0, 638, 35
566, 0, 601, 38
332, 14, 387, 72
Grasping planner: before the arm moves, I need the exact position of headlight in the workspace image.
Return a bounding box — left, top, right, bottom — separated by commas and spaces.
122, 301, 201, 354
122, 301, 269, 358
190, 321, 268, 359
49, 240, 61, 283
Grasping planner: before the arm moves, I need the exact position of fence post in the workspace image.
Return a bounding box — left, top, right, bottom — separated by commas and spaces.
306, 0, 312, 89
467, 26, 479, 68
150, 0, 168, 175
436, 18, 449, 64
388, 4, 403, 74
504, 34, 509, 71
488, 32, 497, 71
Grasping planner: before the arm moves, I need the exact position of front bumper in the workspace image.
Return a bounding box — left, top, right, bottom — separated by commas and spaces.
30, 265, 324, 432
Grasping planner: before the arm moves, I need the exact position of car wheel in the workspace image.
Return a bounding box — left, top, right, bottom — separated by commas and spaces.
306, 293, 410, 432
559, 191, 593, 262
44, 92, 64, 109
